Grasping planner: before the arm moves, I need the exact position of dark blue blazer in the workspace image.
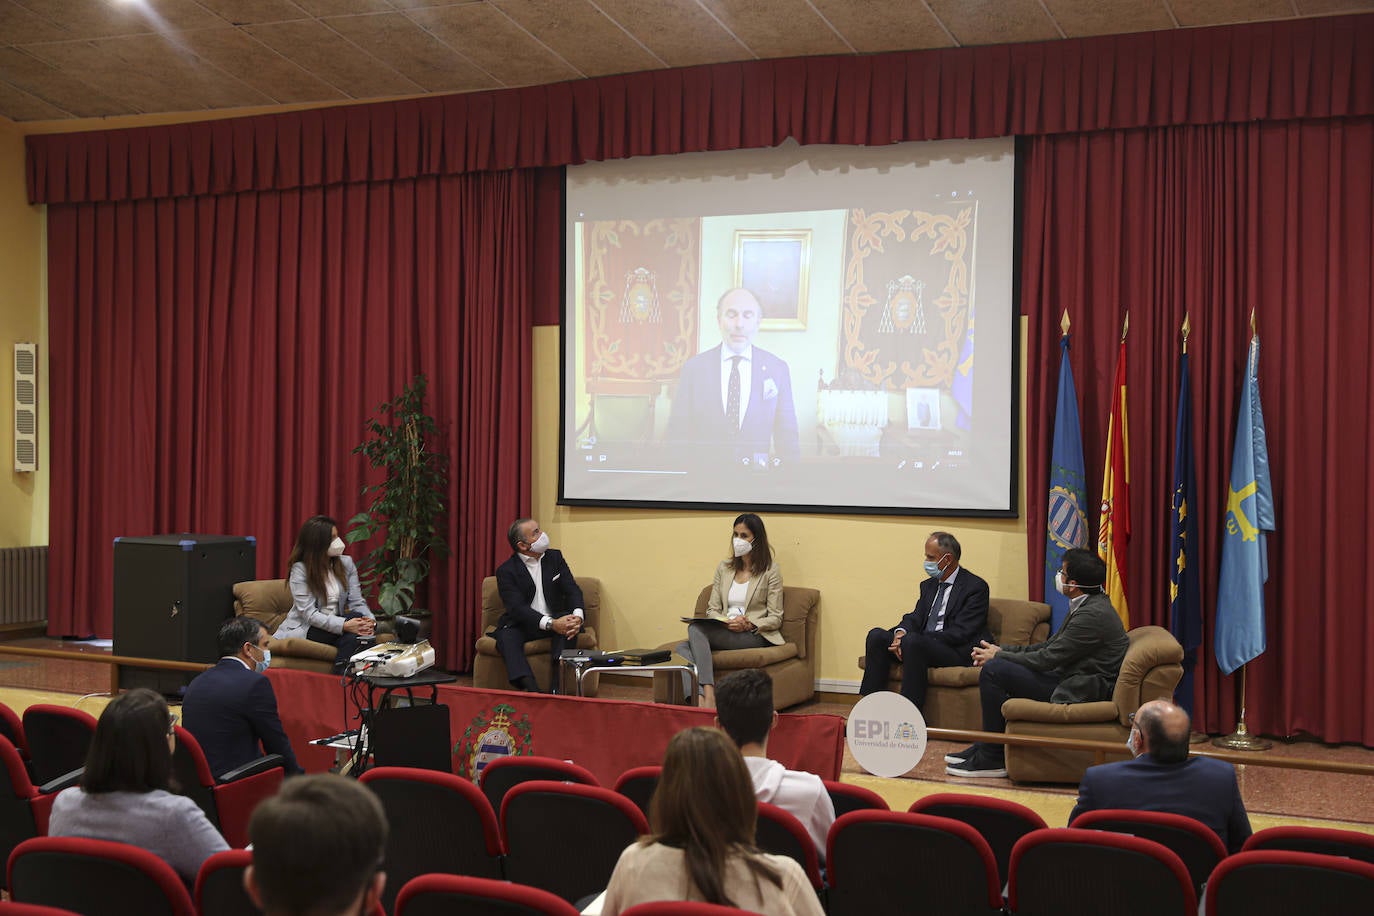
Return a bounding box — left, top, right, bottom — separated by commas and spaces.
495, 549, 585, 631
1070, 753, 1253, 853
182, 659, 302, 777
666, 345, 800, 462
893, 568, 991, 655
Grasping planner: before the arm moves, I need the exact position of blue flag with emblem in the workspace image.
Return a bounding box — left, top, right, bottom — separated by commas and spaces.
1215, 335, 1275, 676
1046, 334, 1088, 631
1169, 348, 1202, 715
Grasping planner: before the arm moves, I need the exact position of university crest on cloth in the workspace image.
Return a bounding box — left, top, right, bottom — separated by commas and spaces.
454, 703, 533, 781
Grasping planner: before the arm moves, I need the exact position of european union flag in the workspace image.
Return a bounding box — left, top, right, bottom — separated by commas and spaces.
1046, 335, 1088, 631
1170, 349, 1202, 716
1215, 335, 1275, 676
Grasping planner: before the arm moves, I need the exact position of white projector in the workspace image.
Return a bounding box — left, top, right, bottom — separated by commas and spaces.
349, 640, 436, 678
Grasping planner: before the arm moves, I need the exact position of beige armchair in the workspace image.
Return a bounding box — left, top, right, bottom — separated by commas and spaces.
654, 585, 820, 710
472, 576, 602, 692
232, 579, 395, 673
856, 597, 1051, 730
1002, 625, 1184, 784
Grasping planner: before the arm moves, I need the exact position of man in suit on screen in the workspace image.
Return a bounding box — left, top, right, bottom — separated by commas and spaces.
182, 616, 302, 777
493, 517, 586, 693
667, 288, 800, 466
1070, 698, 1252, 853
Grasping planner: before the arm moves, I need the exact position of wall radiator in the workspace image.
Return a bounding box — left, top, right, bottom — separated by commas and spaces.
0, 546, 46, 625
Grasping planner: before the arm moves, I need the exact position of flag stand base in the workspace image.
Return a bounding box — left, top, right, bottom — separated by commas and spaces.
1189, 732, 1209, 744
1211, 724, 1271, 752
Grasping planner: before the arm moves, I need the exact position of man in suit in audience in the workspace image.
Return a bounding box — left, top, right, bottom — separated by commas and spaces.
667, 287, 800, 466
247, 774, 387, 916
182, 616, 302, 776
716, 668, 835, 862
948, 547, 1128, 779
493, 517, 586, 693
859, 531, 991, 713
1070, 698, 1252, 853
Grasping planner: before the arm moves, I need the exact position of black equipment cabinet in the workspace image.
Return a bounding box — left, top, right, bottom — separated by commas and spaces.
113, 534, 257, 694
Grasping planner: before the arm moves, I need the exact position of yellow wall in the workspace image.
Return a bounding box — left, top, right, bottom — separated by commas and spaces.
0, 118, 47, 547
533, 323, 1030, 690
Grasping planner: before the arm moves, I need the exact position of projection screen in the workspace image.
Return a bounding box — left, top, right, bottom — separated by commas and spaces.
561, 137, 1018, 516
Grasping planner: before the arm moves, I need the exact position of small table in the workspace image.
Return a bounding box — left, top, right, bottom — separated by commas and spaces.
559, 651, 698, 702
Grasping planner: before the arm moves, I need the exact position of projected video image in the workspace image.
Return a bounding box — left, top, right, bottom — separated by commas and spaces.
563, 139, 1016, 515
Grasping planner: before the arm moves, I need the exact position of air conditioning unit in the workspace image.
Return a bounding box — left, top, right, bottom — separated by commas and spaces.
14, 343, 37, 473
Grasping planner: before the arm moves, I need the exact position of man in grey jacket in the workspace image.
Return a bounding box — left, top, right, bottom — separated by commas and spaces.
947, 547, 1129, 778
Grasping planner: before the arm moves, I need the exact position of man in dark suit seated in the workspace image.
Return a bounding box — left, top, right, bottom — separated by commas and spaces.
859, 531, 991, 712
493, 517, 586, 693
666, 287, 800, 466
1070, 698, 1252, 853
949, 547, 1129, 779
183, 616, 302, 776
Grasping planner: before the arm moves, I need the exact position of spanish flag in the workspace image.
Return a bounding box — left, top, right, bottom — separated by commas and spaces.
1098, 332, 1131, 628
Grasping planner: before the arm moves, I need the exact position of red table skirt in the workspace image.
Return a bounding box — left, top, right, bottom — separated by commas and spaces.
265, 668, 845, 784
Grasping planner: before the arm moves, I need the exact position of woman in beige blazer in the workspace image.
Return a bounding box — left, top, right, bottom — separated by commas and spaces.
677, 513, 784, 708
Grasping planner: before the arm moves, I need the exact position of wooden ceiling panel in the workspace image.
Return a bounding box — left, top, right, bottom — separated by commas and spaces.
0, 0, 1365, 122
406, 3, 580, 87
0, 46, 131, 117
176, 26, 349, 104
809, 0, 955, 52
0, 0, 73, 45
0, 75, 71, 120
245, 18, 425, 97
925, 0, 1063, 45
325, 12, 500, 92
590, 0, 751, 68
12, 0, 229, 41
491, 0, 665, 77
696, 0, 852, 58
1044, 0, 1176, 37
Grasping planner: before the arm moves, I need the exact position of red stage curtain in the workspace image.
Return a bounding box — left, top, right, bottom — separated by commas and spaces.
25, 15, 1374, 206
1023, 117, 1374, 742
46, 168, 560, 670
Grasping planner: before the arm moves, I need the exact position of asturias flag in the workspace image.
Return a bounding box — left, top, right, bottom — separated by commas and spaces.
1046, 335, 1088, 631
1215, 335, 1275, 676
1170, 348, 1203, 716
1098, 338, 1131, 628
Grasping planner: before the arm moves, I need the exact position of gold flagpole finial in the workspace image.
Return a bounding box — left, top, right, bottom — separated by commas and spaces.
1060, 310, 1071, 338
1181, 313, 1191, 354
1120, 311, 1130, 343
1250, 308, 1257, 338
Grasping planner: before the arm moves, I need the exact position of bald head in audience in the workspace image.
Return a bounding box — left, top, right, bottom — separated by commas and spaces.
1128, 699, 1191, 764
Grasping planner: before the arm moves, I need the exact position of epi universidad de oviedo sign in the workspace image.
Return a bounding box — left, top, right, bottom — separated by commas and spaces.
846, 691, 928, 778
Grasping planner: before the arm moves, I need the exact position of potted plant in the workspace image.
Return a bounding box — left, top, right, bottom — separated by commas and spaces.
346, 374, 449, 634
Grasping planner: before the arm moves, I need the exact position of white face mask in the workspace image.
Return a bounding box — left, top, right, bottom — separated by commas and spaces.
1055, 570, 1070, 595
1125, 726, 1139, 757
528, 531, 550, 555
732, 537, 753, 558
327, 537, 346, 558
253, 646, 271, 674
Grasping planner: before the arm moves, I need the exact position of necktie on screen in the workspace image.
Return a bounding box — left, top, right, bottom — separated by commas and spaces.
726, 356, 742, 431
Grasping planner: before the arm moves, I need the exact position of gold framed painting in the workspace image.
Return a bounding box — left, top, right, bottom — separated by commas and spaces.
731, 229, 812, 330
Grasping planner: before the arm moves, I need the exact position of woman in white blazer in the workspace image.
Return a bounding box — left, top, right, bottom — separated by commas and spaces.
276, 515, 376, 672
677, 513, 784, 708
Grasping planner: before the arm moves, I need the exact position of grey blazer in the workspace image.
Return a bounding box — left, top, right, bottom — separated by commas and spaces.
275, 554, 373, 640
706, 559, 785, 646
